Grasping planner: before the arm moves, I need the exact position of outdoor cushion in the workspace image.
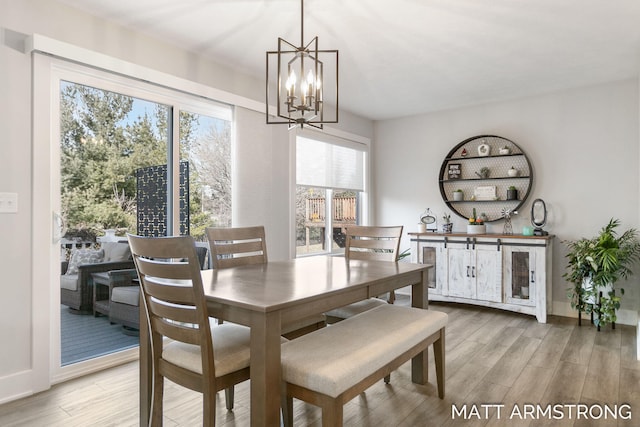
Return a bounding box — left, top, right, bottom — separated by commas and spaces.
102, 242, 132, 262
65, 249, 104, 275
111, 286, 139, 306
60, 274, 79, 291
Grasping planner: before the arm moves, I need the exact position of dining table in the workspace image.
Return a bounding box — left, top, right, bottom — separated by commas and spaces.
139, 255, 433, 426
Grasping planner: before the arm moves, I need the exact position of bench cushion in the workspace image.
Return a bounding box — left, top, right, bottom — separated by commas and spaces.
111, 286, 140, 306
281, 304, 447, 398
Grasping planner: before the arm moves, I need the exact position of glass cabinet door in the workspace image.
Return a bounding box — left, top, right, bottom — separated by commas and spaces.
504, 247, 536, 306
413, 241, 445, 295
422, 246, 437, 290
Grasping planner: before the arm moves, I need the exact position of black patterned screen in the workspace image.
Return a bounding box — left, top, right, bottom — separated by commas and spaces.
136, 161, 189, 237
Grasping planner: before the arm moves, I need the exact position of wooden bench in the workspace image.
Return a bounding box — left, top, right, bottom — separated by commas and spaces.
280, 304, 447, 426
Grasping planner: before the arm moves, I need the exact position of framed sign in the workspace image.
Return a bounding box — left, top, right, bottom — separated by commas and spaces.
474, 185, 497, 201
447, 163, 461, 180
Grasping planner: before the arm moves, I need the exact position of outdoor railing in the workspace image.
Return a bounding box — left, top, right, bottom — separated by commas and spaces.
306, 197, 356, 223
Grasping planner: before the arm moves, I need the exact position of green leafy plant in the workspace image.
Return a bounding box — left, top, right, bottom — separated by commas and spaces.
442, 213, 451, 224
563, 219, 640, 327
397, 248, 411, 261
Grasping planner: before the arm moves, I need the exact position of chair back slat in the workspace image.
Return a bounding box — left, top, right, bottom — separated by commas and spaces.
127, 234, 215, 377
345, 225, 403, 262
206, 226, 268, 269
151, 316, 202, 345
149, 298, 200, 324
142, 280, 196, 305
134, 257, 194, 280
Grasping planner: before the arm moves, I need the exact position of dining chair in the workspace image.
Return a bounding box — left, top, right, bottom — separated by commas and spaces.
206, 226, 325, 339
127, 234, 252, 427
324, 225, 404, 324
206, 225, 268, 269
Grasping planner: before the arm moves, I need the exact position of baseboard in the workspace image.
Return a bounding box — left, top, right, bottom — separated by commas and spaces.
52, 346, 139, 385
552, 300, 638, 326
0, 370, 42, 405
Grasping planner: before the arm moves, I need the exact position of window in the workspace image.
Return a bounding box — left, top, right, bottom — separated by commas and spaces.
59, 81, 232, 244
295, 134, 368, 256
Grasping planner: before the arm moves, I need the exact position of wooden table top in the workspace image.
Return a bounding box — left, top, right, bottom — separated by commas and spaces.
201, 256, 430, 313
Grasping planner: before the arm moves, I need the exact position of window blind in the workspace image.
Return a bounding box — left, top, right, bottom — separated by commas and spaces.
296, 136, 365, 191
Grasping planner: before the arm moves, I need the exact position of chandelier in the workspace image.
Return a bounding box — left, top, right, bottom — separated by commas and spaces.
266, 0, 339, 129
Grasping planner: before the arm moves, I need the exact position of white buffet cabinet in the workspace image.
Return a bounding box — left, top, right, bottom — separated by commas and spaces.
409, 232, 554, 323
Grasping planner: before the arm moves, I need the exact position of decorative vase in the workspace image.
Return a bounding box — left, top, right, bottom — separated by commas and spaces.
477, 142, 490, 157
499, 147, 510, 155
442, 223, 453, 233
99, 229, 118, 243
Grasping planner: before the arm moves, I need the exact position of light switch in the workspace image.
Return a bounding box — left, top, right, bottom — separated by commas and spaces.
0, 192, 18, 213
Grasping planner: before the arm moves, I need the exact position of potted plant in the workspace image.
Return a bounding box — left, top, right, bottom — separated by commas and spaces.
467, 208, 486, 234
452, 189, 463, 201
506, 186, 518, 200
564, 219, 640, 329
475, 167, 490, 179
441, 213, 453, 233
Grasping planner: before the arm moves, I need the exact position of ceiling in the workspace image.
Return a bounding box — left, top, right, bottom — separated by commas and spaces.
55, 0, 640, 121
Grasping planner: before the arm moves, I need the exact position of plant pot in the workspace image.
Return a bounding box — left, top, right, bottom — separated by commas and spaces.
442, 223, 453, 233
467, 224, 486, 234
453, 192, 463, 201
507, 189, 518, 200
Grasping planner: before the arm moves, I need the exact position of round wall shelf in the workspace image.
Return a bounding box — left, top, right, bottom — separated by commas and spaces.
439, 135, 533, 222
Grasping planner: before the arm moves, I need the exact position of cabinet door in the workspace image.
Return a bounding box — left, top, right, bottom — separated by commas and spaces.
475, 245, 503, 302
447, 245, 475, 298
503, 246, 536, 306
417, 243, 442, 294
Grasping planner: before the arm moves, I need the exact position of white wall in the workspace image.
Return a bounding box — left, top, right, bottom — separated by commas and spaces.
373, 78, 640, 322
0, 0, 373, 403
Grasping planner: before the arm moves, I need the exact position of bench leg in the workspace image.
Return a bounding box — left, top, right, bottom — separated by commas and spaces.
433, 328, 445, 399
322, 400, 343, 427
281, 384, 293, 427
224, 386, 234, 410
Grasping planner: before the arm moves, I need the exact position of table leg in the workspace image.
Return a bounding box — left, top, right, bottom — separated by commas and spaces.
250, 310, 282, 427
139, 293, 151, 426
411, 269, 429, 384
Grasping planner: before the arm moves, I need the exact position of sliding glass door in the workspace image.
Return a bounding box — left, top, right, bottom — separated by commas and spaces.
55, 67, 232, 367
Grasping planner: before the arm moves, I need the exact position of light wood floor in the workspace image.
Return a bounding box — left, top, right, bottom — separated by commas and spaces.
1, 302, 638, 426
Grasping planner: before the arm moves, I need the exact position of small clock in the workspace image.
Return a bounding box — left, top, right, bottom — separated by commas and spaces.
420, 209, 438, 231
420, 214, 436, 225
